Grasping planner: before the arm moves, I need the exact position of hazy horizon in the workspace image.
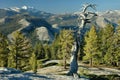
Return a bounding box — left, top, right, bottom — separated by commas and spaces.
0, 0, 120, 14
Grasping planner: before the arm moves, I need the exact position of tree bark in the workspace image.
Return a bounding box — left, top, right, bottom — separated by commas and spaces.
63, 56, 67, 69
15, 57, 18, 69
90, 58, 93, 67
68, 42, 78, 76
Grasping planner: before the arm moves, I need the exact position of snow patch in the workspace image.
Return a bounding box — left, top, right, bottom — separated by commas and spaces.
21, 6, 28, 10
9, 7, 20, 12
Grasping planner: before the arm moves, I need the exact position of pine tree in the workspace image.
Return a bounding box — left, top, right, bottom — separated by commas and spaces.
8, 45, 16, 68
114, 25, 120, 66
84, 26, 99, 66
50, 46, 57, 59
102, 24, 114, 65
34, 42, 45, 60
50, 36, 60, 59
8, 31, 32, 71
44, 45, 51, 59
97, 28, 104, 63
48, 33, 60, 60
105, 25, 120, 66
58, 29, 74, 69
30, 52, 37, 73
0, 33, 9, 67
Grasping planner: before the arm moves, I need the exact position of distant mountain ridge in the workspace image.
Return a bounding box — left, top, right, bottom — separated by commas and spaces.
0, 14, 55, 43
0, 6, 120, 43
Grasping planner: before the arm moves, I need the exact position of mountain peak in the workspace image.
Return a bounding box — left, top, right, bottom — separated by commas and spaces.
5, 6, 34, 12
21, 6, 28, 10
21, 6, 34, 10
9, 7, 20, 12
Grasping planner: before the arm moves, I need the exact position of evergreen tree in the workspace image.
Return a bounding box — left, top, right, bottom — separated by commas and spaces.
8, 31, 32, 71
104, 25, 120, 66
58, 29, 74, 69
8, 45, 16, 68
84, 26, 99, 66
48, 33, 61, 60
50, 46, 57, 59
102, 24, 114, 65
34, 42, 45, 60
44, 45, 51, 59
50, 43, 59, 59
30, 42, 45, 73
114, 25, 120, 66
30, 52, 37, 73
97, 28, 104, 63
0, 33, 9, 67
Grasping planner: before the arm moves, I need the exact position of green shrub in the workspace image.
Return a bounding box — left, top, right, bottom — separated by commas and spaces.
84, 74, 120, 80
58, 61, 64, 66
58, 60, 70, 66
37, 60, 43, 68
79, 68, 89, 76
38, 58, 49, 63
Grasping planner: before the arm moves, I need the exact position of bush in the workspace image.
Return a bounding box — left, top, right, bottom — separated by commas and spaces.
38, 58, 49, 63
79, 68, 89, 76
37, 60, 43, 68
58, 61, 64, 66
37, 58, 50, 68
58, 60, 70, 66
84, 74, 120, 80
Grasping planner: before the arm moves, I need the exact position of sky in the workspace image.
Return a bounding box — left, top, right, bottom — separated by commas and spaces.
0, 0, 120, 14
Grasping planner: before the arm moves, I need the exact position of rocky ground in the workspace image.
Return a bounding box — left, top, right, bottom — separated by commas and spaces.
0, 66, 89, 80
0, 73, 89, 80
0, 61, 120, 80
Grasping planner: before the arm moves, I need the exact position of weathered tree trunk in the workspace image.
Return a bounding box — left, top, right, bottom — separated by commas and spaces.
68, 42, 78, 76
63, 56, 67, 69
90, 58, 93, 67
67, 3, 97, 77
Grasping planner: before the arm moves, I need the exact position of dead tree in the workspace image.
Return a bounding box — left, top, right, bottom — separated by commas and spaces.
68, 3, 97, 76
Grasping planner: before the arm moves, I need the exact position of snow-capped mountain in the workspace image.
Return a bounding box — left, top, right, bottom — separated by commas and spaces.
1, 6, 54, 19
5, 6, 36, 12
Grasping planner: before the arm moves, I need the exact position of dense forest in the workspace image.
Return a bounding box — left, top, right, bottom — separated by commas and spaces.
0, 23, 120, 73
